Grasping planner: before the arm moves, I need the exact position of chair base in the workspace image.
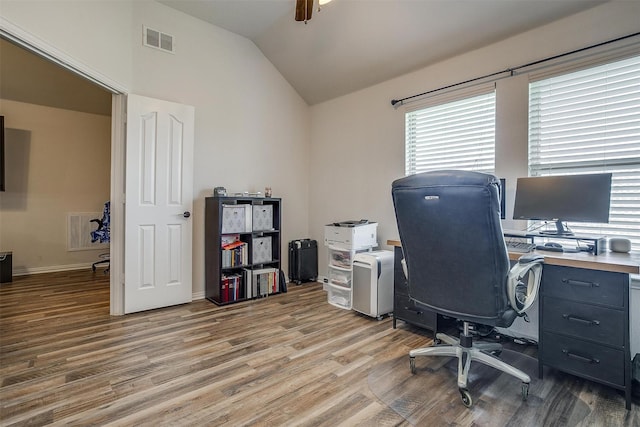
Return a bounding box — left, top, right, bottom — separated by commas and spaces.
92, 259, 110, 274
409, 322, 530, 407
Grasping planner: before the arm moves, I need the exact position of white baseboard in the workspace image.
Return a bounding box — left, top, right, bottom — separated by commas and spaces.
13, 263, 94, 276
192, 291, 205, 300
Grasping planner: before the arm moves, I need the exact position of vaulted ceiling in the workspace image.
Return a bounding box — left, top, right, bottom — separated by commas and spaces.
0, 1, 608, 112
159, 0, 606, 105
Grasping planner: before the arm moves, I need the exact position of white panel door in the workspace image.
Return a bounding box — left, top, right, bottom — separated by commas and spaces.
125, 94, 194, 314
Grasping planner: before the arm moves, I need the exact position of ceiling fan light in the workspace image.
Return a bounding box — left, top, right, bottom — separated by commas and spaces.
319, 0, 332, 5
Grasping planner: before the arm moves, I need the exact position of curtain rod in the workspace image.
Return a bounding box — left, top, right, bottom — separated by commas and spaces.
390, 32, 640, 108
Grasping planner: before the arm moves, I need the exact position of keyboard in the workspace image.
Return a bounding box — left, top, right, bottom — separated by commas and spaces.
505, 241, 536, 253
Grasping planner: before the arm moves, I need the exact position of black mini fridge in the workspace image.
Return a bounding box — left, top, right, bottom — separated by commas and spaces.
288, 239, 318, 284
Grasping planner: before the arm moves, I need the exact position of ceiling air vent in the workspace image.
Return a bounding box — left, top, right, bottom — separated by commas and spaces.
143, 26, 174, 54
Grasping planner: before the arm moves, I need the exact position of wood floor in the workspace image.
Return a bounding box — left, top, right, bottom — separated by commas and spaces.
0, 270, 637, 426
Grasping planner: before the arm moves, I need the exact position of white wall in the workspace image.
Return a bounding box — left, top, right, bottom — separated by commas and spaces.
0, 1, 311, 296
129, 2, 311, 296
0, 0, 134, 91
309, 1, 640, 277
0, 100, 111, 273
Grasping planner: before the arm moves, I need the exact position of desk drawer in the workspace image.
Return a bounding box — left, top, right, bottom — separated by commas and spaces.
394, 294, 437, 331
542, 265, 626, 308
541, 331, 625, 386
543, 297, 624, 347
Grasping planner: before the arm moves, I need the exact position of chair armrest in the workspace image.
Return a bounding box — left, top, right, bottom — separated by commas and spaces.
517, 254, 544, 264
508, 255, 544, 314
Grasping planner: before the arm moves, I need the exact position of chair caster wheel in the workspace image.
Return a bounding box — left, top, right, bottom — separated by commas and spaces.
409, 356, 416, 374
460, 388, 473, 408
521, 382, 529, 401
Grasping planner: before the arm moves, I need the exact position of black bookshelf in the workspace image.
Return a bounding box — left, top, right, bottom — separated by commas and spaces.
205, 196, 281, 305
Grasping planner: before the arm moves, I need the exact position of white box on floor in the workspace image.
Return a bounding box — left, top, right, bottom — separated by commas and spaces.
352, 250, 394, 319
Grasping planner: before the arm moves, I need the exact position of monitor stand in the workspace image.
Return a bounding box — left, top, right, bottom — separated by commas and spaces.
538, 220, 574, 236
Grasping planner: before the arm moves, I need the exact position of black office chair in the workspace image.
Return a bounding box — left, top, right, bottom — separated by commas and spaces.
391, 170, 543, 408
90, 201, 110, 274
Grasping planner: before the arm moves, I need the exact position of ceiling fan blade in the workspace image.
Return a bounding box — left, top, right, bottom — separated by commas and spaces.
295, 0, 313, 21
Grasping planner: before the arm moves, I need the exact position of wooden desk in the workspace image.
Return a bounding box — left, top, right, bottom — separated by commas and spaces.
388, 239, 639, 275
508, 249, 639, 275
387, 239, 639, 409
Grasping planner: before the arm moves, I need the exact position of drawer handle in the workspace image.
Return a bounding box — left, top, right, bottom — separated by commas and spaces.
562, 314, 600, 326
562, 349, 600, 364
562, 278, 599, 288
404, 307, 423, 316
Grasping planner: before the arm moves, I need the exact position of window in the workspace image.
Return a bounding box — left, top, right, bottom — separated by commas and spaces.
529, 55, 640, 250
405, 90, 496, 175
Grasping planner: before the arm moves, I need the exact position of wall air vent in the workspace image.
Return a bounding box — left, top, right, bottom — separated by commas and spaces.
68, 212, 108, 251
143, 26, 175, 54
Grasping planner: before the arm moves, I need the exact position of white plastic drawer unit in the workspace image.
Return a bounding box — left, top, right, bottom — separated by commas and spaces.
328, 265, 351, 288
328, 247, 354, 269
327, 283, 352, 310
324, 222, 378, 250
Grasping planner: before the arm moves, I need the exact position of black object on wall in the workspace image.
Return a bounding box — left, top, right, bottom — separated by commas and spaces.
0, 115, 5, 192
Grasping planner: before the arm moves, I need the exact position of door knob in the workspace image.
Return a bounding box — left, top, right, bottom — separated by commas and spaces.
183, 211, 191, 218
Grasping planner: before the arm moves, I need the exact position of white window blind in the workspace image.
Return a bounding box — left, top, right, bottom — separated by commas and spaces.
405, 91, 496, 175
529, 55, 640, 250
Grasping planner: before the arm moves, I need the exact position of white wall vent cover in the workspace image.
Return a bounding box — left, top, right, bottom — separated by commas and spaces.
143, 26, 175, 54
68, 212, 109, 251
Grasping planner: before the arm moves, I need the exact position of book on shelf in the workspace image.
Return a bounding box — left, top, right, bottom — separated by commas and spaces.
222, 240, 244, 250
243, 268, 253, 299
221, 273, 243, 302
251, 267, 278, 297
221, 234, 240, 246
221, 241, 248, 268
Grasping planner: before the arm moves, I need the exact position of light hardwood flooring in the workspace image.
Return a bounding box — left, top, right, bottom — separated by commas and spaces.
0, 270, 638, 426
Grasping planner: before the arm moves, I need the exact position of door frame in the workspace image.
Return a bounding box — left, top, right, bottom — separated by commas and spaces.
110, 95, 126, 315
1, 19, 127, 314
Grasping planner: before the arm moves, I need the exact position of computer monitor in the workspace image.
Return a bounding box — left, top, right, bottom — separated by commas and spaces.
513, 173, 612, 236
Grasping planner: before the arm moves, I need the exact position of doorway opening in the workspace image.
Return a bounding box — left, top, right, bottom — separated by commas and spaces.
0, 29, 126, 314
